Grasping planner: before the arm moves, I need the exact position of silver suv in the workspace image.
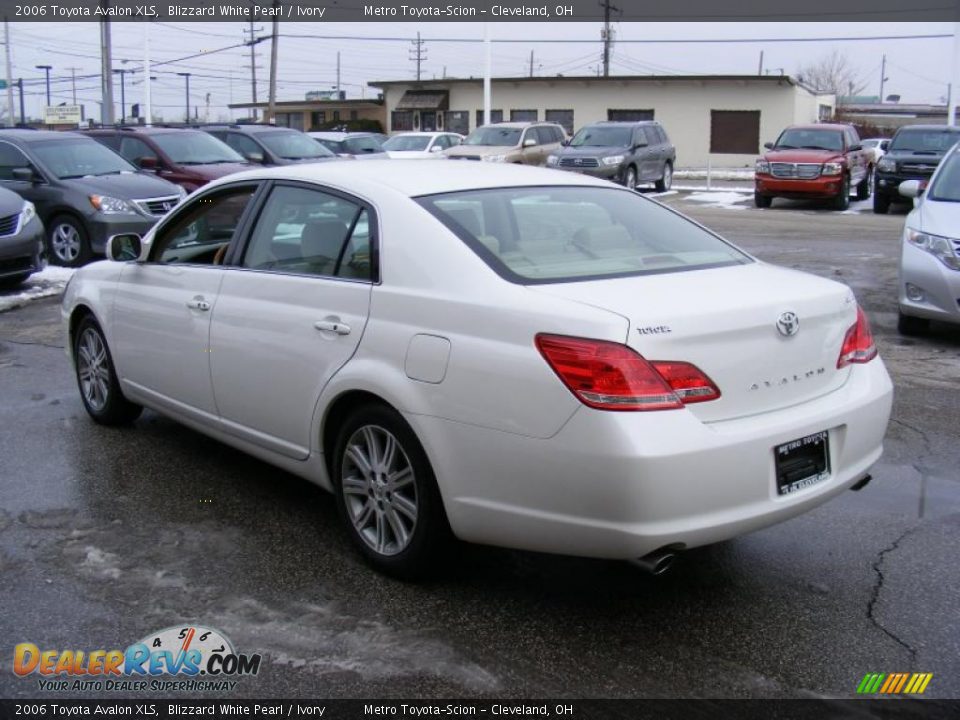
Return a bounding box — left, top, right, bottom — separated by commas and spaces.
444, 122, 566, 165
547, 121, 677, 191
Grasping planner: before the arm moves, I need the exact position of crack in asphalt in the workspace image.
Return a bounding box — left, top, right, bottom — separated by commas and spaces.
867, 526, 920, 665
0, 338, 65, 350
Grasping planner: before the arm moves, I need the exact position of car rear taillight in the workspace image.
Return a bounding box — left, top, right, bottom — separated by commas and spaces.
535, 334, 719, 411
837, 306, 878, 369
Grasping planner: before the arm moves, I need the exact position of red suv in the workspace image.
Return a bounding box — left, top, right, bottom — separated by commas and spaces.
754, 123, 873, 211
84, 127, 253, 192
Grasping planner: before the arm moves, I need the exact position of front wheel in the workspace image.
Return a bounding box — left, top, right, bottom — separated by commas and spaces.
898, 311, 930, 336
873, 193, 891, 215
333, 403, 452, 579
856, 167, 873, 200
655, 163, 673, 192
833, 176, 851, 211
73, 316, 143, 425
624, 166, 638, 191
48, 215, 91, 267
754, 192, 773, 208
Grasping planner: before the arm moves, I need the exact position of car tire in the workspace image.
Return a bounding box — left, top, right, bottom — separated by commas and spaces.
754, 192, 772, 208
833, 176, 851, 211
873, 193, 891, 215
73, 316, 143, 425
897, 311, 930, 336
856, 167, 873, 200
624, 166, 638, 191
655, 163, 673, 192
333, 402, 453, 579
48, 215, 92, 267
0, 273, 31, 289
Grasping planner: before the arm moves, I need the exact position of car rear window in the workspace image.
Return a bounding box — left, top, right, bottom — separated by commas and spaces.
417, 186, 751, 284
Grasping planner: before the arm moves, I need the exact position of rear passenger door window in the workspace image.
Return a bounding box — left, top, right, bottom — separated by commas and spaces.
225, 133, 262, 161
241, 184, 375, 281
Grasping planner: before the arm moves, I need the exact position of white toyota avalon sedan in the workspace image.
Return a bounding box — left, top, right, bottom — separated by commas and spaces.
62, 161, 893, 577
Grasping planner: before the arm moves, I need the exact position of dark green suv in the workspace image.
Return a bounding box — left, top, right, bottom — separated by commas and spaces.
874, 124, 960, 214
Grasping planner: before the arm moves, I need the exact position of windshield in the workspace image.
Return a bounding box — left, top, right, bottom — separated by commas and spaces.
890, 129, 960, 154
31, 137, 136, 178
418, 186, 751, 284
151, 132, 244, 165
927, 147, 960, 202
570, 126, 633, 148
383, 135, 431, 151
343, 136, 383, 154
774, 128, 844, 151
464, 127, 521, 147
258, 131, 333, 160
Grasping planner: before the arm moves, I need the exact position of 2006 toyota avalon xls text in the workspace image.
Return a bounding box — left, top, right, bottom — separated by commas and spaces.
61, 161, 893, 577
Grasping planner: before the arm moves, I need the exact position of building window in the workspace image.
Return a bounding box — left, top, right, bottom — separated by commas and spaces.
607, 109, 655, 121
273, 113, 290, 128
818, 104, 833, 121
310, 110, 326, 128
391, 110, 414, 131
545, 109, 574, 135
510, 109, 538, 122
444, 111, 469, 135
350, 110, 358, 121
333, 110, 341, 122
710, 110, 761, 154
476, 109, 503, 127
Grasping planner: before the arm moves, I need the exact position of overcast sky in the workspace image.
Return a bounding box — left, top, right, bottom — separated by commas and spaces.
5, 21, 956, 122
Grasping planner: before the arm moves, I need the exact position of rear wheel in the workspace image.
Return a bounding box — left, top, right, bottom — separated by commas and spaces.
833, 176, 851, 211
624, 166, 638, 191
655, 163, 673, 192
754, 192, 772, 208
856, 167, 873, 200
897, 311, 930, 336
333, 403, 452, 579
73, 316, 143, 425
873, 193, 891, 215
48, 215, 91, 267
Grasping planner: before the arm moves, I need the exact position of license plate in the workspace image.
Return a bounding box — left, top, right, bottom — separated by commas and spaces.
775, 431, 830, 496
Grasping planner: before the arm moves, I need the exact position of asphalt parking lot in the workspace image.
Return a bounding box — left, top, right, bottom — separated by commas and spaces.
1, 192, 958, 701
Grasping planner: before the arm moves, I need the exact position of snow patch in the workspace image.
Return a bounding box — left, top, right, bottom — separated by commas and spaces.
0, 266, 75, 313
674, 168, 754, 180
685, 191, 752, 210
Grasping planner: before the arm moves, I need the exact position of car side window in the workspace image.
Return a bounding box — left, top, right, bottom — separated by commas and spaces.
95, 135, 121, 151
434, 135, 450, 150
0, 141, 32, 180
241, 185, 374, 281
149, 186, 258, 265
225, 133, 261, 159
535, 127, 554, 145
119, 137, 157, 164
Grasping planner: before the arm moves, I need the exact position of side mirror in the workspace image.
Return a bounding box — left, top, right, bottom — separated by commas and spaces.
880, 140, 890, 151
850, 144, 863, 152
11, 167, 39, 183
244, 151, 265, 164
763, 142, 774, 150
137, 156, 158, 170
898, 180, 923, 199
522, 137, 537, 148
106, 233, 143, 262
429, 145, 443, 153
561, 139, 570, 146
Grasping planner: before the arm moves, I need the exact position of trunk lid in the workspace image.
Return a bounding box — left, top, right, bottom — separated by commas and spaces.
529, 263, 858, 422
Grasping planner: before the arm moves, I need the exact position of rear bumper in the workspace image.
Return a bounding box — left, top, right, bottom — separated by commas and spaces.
755, 175, 844, 198
409, 358, 893, 559
899, 241, 960, 324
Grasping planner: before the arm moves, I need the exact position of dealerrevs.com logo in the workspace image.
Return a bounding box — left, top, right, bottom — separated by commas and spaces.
14, 625, 261, 692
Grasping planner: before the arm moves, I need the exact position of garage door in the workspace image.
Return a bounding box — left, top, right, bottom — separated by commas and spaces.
710, 110, 761, 154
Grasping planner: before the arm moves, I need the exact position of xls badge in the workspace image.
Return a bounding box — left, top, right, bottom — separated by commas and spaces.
13, 625, 261, 693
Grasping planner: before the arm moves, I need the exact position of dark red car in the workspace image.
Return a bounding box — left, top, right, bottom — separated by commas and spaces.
83, 127, 254, 192
754, 123, 873, 211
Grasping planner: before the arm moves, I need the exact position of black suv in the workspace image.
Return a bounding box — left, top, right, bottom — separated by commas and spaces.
874, 124, 960, 214
0, 130, 184, 266
200, 124, 336, 166
546, 121, 676, 191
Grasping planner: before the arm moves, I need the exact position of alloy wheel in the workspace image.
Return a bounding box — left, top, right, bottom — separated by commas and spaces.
51, 223, 81, 263
341, 424, 418, 556
77, 327, 110, 412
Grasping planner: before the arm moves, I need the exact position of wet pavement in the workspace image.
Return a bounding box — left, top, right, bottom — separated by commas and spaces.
1, 198, 958, 700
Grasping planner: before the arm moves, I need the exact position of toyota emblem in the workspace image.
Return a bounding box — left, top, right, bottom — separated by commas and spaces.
776, 311, 800, 337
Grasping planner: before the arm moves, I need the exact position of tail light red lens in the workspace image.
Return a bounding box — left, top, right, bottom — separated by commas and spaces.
837, 306, 878, 369
535, 334, 719, 411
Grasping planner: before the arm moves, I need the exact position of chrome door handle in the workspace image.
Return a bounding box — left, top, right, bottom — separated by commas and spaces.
314, 320, 351, 335
186, 298, 211, 311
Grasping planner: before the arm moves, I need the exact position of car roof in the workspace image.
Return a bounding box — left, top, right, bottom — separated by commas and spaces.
310, 131, 378, 139
895, 124, 960, 132
206, 158, 612, 198
389, 131, 452, 137
85, 126, 203, 136
785, 124, 850, 131
203, 124, 293, 134
0, 129, 85, 142
590, 121, 659, 126
479, 122, 555, 129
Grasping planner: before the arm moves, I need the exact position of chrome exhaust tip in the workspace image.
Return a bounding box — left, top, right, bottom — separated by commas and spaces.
631, 547, 680, 575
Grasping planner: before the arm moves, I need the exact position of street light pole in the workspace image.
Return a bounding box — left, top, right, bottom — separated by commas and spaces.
35, 64, 52, 107
177, 72, 191, 123
112, 68, 127, 122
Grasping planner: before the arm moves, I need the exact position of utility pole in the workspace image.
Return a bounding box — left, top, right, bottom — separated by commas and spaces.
112, 68, 127, 122
336, 51, 340, 98
950, 22, 960, 126
143, 21, 151, 125
66, 67, 81, 104
244, 20, 262, 120
878, 54, 888, 104
99, 12, 114, 124
4, 20, 14, 127
600, 0, 619, 77
16, 78, 24, 125
529, 50, 535, 78
267, 1, 278, 124
758, 51, 764, 75
483, 23, 491, 126
35, 65, 52, 107
176, 72, 191, 123
410, 32, 426, 82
